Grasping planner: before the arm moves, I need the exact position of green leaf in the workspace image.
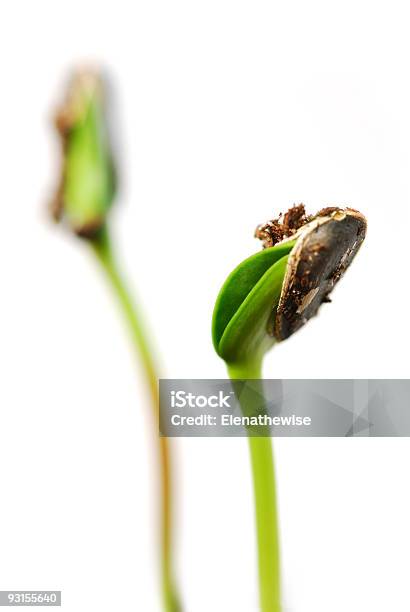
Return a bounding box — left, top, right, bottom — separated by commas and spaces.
212, 242, 295, 364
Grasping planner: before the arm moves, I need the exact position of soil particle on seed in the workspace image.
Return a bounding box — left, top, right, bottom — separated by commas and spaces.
255, 204, 361, 249
255, 204, 313, 248
282, 204, 312, 232
316, 206, 341, 217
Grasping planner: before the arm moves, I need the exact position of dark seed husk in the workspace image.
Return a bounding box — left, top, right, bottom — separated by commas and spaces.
272, 208, 367, 341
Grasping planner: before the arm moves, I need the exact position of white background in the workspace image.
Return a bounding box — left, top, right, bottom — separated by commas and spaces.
1, 1, 410, 611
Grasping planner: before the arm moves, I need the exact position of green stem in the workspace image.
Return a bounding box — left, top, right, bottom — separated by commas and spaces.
90, 227, 181, 612
227, 360, 281, 612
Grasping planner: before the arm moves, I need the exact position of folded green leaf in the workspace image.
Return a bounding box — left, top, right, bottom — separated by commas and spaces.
212, 241, 295, 364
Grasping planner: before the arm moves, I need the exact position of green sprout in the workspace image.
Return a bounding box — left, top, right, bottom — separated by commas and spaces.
50, 69, 181, 612
212, 204, 367, 612
51, 70, 116, 237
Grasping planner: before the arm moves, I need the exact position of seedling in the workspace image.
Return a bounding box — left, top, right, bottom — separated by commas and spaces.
50, 69, 181, 612
212, 204, 367, 612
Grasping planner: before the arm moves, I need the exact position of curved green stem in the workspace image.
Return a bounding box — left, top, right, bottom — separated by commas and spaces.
228, 360, 281, 612
91, 227, 181, 612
